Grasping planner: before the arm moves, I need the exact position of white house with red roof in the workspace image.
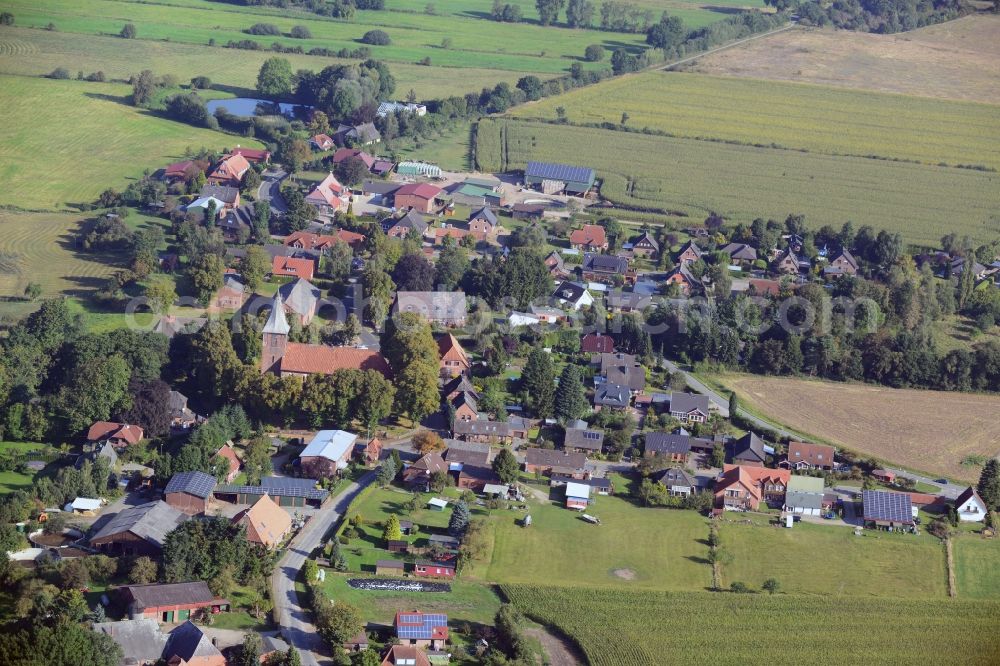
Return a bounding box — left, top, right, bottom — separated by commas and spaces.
305, 173, 349, 217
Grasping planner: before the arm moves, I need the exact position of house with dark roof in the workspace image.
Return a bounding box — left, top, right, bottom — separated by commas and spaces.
552, 281, 594, 311
955, 486, 988, 523
524, 161, 595, 195
564, 427, 604, 453
452, 419, 513, 444
729, 432, 767, 467
163, 620, 226, 666
779, 441, 835, 471
824, 249, 859, 278
721, 242, 757, 265
862, 490, 915, 528
656, 467, 697, 496
164, 471, 217, 515
442, 375, 479, 402
665, 263, 699, 296
668, 392, 710, 424
121, 582, 229, 623
643, 432, 692, 463
444, 439, 492, 468
628, 231, 660, 258
214, 476, 329, 508
774, 248, 804, 274
332, 147, 376, 170
75, 441, 118, 471
544, 251, 565, 276
594, 352, 646, 392
469, 205, 498, 238
456, 464, 500, 492
334, 122, 381, 147
276, 277, 322, 325
524, 448, 589, 478
93, 619, 169, 665
402, 452, 448, 491
676, 241, 702, 265
581, 332, 615, 354
607, 290, 651, 313
396, 291, 468, 327
594, 382, 631, 410
582, 253, 633, 285
90, 501, 187, 556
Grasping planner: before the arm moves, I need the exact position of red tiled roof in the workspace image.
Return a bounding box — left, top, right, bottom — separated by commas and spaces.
786, 441, 835, 466
581, 332, 615, 354
164, 160, 195, 177
280, 343, 391, 377
335, 229, 365, 248
215, 443, 241, 477
332, 148, 375, 169
209, 153, 250, 183
569, 224, 607, 247
437, 333, 469, 366
305, 173, 346, 208
716, 464, 790, 501
87, 421, 144, 445
272, 256, 315, 280
396, 183, 442, 200
231, 146, 270, 162
312, 134, 334, 148
381, 645, 431, 666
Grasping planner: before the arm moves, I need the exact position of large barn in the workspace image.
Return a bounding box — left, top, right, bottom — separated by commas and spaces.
523, 161, 596, 195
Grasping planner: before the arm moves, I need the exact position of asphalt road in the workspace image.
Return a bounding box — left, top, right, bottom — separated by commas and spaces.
258, 169, 288, 215
271, 469, 378, 666
662, 359, 966, 498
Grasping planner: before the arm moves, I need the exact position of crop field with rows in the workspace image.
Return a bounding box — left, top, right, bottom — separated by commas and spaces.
510, 72, 1000, 169
475, 118, 1000, 245
501, 584, 1000, 665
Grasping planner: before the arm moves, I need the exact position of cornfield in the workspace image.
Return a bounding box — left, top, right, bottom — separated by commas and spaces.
502, 584, 1000, 665
474, 118, 1000, 245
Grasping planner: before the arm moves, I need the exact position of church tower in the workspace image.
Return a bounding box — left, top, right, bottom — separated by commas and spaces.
260, 292, 290, 374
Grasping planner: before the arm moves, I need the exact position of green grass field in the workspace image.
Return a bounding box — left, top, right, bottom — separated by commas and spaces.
502, 584, 1000, 665
1, 0, 651, 76
0, 26, 521, 99
954, 537, 1000, 599
475, 118, 1000, 245
719, 520, 948, 598
0, 75, 261, 209
510, 71, 1000, 169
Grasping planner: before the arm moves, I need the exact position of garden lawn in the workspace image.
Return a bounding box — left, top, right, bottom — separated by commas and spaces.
209, 583, 275, 631
319, 574, 502, 627
0, 471, 36, 495
953, 536, 1000, 599
718, 520, 949, 597
0, 74, 261, 209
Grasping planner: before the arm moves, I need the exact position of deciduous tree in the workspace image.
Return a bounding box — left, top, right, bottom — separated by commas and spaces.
492, 448, 519, 485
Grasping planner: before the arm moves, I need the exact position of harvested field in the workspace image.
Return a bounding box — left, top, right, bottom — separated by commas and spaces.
686, 17, 1000, 103
717, 374, 1000, 481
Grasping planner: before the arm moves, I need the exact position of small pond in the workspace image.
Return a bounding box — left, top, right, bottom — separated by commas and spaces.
206, 97, 311, 118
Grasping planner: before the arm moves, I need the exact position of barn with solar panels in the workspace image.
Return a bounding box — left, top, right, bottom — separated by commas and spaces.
214, 476, 329, 508
394, 611, 449, 650
523, 161, 596, 195
164, 470, 217, 515
862, 490, 916, 529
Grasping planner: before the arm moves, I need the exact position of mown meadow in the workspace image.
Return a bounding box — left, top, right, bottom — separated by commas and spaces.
501, 584, 1000, 665
475, 118, 1000, 245
510, 71, 1000, 169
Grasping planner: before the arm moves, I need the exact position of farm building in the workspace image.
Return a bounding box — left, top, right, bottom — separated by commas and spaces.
524, 161, 595, 195
387, 540, 409, 554
402, 453, 448, 491
955, 486, 988, 523
164, 471, 217, 516
90, 501, 187, 557
121, 581, 229, 623
427, 534, 460, 550
163, 621, 226, 666
872, 469, 896, 484
783, 475, 826, 516
66, 497, 102, 515
524, 448, 588, 478
214, 476, 329, 508
444, 440, 492, 468
232, 493, 291, 549
565, 482, 592, 510
393, 182, 444, 213
376, 560, 406, 576
395, 611, 449, 650
427, 497, 449, 511
299, 429, 358, 478
456, 465, 500, 492
862, 490, 915, 529
396, 161, 441, 177
414, 559, 456, 579
92, 619, 169, 665
395, 291, 468, 327
452, 419, 513, 444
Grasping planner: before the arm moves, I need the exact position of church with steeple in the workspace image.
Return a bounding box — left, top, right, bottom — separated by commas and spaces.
258, 292, 391, 379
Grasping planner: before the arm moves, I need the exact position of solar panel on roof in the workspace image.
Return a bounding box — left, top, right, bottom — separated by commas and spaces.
525, 161, 594, 183
584, 431, 601, 440
863, 490, 912, 522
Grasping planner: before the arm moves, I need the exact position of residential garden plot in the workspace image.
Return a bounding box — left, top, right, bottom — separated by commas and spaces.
714, 373, 1000, 482
475, 119, 1000, 245
2, 0, 647, 76
0, 26, 522, 99
953, 537, 1000, 599
501, 584, 1000, 666
0, 75, 261, 209
718, 520, 948, 598
509, 72, 1000, 169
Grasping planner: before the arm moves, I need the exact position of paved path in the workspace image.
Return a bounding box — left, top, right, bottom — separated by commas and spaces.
258, 169, 288, 215
271, 470, 378, 666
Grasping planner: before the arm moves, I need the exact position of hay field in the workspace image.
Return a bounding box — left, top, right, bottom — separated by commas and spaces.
475, 119, 1000, 245
687, 16, 1000, 103
0, 74, 259, 209
0, 26, 522, 99
717, 373, 1000, 481
0, 211, 119, 299
510, 71, 1000, 169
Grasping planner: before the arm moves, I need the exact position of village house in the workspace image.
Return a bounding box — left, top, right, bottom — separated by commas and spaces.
862, 490, 915, 529
552, 281, 594, 311
524, 448, 589, 478
381, 645, 432, 666
437, 333, 471, 377
594, 352, 646, 393
299, 430, 358, 478
594, 383, 631, 410
544, 251, 566, 277
774, 247, 804, 274
643, 432, 691, 464
334, 122, 381, 147
215, 442, 242, 483
395, 612, 449, 650
714, 465, 791, 511
629, 231, 660, 259
169, 391, 197, 431
232, 493, 292, 549
449, 390, 479, 423
954, 486, 988, 523
729, 432, 767, 467
164, 471, 217, 516
779, 441, 836, 471
362, 179, 399, 204
676, 241, 702, 265
456, 465, 500, 492
162, 159, 200, 183
783, 475, 827, 516
413, 559, 457, 579
212, 274, 246, 310
284, 229, 365, 253
311, 134, 335, 151
206, 153, 250, 188
606, 290, 651, 313
524, 161, 595, 196
872, 469, 896, 484
824, 248, 860, 278
468, 205, 499, 239
214, 476, 329, 508
721, 242, 758, 265
87, 421, 144, 448
569, 224, 608, 252
90, 500, 187, 557
664, 264, 699, 296
395, 291, 468, 327
199, 184, 240, 212
402, 452, 448, 491
668, 392, 710, 424
452, 419, 513, 445
443, 375, 478, 403
305, 173, 349, 217
564, 427, 604, 454
656, 467, 697, 497
121, 581, 229, 623
76, 441, 118, 471
162, 620, 226, 666
271, 255, 316, 281
581, 253, 635, 285
581, 332, 615, 354
354, 437, 382, 466
332, 147, 376, 170
231, 146, 271, 164
394, 183, 444, 214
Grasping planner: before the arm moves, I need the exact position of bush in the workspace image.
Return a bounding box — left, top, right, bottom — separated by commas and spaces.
0, 12, 14, 26
290, 25, 312, 39
48, 67, 71, 79
85, 71, 107, 82
248, 23, 280, 36
190, 75, 212, 89
584, 44, 605, 62
120, 23, 136, 39
361, 29, 391, 45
